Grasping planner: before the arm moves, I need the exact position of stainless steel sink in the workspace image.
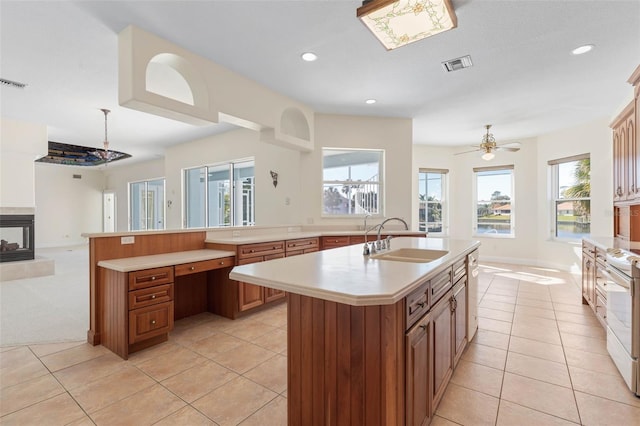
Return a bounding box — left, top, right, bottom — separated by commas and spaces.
371, 248, 448, 263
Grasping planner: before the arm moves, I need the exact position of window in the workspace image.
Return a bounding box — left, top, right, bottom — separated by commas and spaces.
549, 154, 590, 239
129, 178, 165, 231
184, 159, 255, 228
322, 148, 383, 216
418, 168, 448, 234
473, 165, 514, 237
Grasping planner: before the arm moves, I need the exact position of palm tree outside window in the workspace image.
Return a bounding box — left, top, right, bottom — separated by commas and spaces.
549, 154, 590, 240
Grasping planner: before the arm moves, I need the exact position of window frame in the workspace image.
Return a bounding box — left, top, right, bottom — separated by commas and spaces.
128, 177, 166, 231
183, 158, 255, 229
548, 154, 591, 241
472, 165, 515, 238
418, 168, 448, 236
321, 148, 384, 217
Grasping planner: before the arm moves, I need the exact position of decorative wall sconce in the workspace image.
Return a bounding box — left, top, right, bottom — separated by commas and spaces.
270, 170, 279, 187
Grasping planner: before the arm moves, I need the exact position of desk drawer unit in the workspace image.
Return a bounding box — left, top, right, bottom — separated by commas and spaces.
128, 266, 174, 290
129, 301, 174, 344
238, 241, 285, 260
175, 256, 235, 276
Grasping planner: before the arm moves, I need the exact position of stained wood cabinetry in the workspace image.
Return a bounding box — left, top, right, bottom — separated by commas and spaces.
581, 241, 596, 306
237, 241, 285, 311
405, 315, 432, 426
581, 240, 608, 328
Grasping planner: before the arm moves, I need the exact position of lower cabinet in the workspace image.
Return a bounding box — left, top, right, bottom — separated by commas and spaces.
453, 277, 467, 367
431, 290, 454, 409
406, 314, 432, 426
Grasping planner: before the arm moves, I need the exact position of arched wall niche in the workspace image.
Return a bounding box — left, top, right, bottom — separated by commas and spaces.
280, 107, 311, 141
145, 53, 209, 109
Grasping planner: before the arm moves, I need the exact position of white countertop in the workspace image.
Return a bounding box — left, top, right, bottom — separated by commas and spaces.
97, 249, 236, 272
206, 230, 424, 245
229, 237, 479, 306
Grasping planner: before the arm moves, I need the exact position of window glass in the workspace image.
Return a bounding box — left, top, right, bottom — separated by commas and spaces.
474, 168, 514, 237
418, 170, 447, 234
184, 159, 255, 228
322, 149, 383, 216
129, 178, 165, 231
551, 156, 590, 239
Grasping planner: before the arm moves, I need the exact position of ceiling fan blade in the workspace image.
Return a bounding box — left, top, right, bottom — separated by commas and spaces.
454, 148, 482, 155
495, 146, 520, 152
497, 142, 521, 148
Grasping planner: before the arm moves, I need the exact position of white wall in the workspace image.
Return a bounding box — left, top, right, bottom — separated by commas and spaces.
300, 114, 413, 228
164, 128, 301, 229
103, 159, 165, 232
34, 163, 104, 247
536, 118, 612, 271
0, 118, 48, 208
413, 118, 613, 270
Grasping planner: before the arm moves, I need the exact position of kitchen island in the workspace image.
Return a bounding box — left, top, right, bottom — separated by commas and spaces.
230, 237, 480, 426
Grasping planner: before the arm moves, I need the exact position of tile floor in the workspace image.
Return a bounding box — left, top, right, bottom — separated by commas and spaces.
2, 262, 640, 425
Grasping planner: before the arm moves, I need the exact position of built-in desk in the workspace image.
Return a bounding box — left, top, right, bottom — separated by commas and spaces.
98, 249, 235, 359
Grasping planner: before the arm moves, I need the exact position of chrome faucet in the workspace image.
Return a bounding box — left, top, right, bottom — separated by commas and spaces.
363, 213, 372, 231
363, 222, 382, 255
376, 217, 409, 250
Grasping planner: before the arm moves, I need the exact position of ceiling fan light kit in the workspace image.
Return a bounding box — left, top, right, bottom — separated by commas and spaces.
357, 0, 457, 50
454, 124, 521, 160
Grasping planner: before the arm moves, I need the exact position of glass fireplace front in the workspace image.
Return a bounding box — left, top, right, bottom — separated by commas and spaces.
0, 215, 35, 262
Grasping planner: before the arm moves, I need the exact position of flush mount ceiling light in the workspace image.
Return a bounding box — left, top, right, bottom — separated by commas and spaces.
365, 99, 377, 104
571, 44, 594, 55
301, 52, 318, 62
357, 0, 457, 50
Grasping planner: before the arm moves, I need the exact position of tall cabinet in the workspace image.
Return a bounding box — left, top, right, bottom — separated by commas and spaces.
612, 64, 640, 243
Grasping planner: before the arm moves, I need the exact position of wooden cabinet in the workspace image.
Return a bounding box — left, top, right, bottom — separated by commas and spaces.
452, 276, 467, 367
285, 237, 319, 256
431, 289, 453, 410
237, 242, 285, 311
613, 101, 636, 202
582, 241, 596, 306
321, 235, 351, 249
406, 314, 432, 426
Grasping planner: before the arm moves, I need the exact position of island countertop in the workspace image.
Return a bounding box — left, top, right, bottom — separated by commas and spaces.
229, 237, 479, 306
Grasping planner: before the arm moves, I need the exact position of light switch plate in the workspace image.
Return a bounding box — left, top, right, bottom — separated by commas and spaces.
121, 236, 135, 245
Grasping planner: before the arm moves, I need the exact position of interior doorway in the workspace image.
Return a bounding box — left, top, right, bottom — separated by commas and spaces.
103, 191, 116, 232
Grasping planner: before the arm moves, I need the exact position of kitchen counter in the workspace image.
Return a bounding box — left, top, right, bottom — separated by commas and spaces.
229, 236, 479, 306
206, 229, 424, 245
97, 249, 236, 272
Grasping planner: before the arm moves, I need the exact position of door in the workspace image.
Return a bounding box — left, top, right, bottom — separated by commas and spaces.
103, 191, 116, 232
406, 316, 431, 426
431, 291, 453, 409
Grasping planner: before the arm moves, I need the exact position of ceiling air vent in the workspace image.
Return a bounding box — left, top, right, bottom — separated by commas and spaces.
0, 78, 28, 89
441, 55, 473, 72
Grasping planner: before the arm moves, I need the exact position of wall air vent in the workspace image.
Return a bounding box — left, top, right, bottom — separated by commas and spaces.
441, 55, 473, 72
0, 78, 28, 89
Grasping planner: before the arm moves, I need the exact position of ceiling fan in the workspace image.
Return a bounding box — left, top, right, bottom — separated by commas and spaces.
455, 125, 521, 160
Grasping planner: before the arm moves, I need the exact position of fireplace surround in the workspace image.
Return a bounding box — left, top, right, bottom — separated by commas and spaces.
0, 214, 35, 262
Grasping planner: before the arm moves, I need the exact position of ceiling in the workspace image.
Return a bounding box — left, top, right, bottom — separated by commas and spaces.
2, 1, 639, 167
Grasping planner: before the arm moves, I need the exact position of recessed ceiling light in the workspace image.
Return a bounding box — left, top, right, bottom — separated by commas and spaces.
571, 44, 594, 55
301, 52, 318, 62
365, 99, 376, 104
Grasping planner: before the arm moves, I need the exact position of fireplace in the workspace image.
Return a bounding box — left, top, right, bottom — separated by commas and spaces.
0, 215, 35, 262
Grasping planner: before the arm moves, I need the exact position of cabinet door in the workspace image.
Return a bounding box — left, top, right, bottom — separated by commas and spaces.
581, 252, 594, 306
614, 130, 623, 201
453, 278, 467, 367
406, 317, 431, 426
628, 116, 637, 199
237, 257, 265, 311
431, 292, 453, 409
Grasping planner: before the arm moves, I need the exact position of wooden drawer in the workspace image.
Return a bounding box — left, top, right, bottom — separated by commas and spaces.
238, 241, 285, 260
431, 268, 453, 306
322, 236, 350, 248
595, 290, 607, 326
452, 258, 466, 284
264, 253, 285, 261
129, 301, 174, 344
406, 281, 429, 329
286, 237, 319, 253
129, 284, 173, 310
350, 235, 366, 244
174, 256, 235, 276
128, 267, 174, 291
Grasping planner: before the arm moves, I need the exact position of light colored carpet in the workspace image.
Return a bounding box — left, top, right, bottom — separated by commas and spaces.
0, 245, 89, 346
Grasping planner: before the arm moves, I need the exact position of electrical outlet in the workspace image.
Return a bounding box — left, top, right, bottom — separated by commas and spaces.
121, 236, 135, 245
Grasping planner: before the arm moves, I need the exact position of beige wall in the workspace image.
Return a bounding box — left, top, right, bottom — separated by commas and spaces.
0, 118, 48, 208
34, 163, 104, 247
413, 118, 612, 270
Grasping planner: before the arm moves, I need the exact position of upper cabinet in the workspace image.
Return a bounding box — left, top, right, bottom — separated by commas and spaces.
612, 64, 640, 205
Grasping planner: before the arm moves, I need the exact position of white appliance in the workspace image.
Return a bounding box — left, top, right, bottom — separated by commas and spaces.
604, 249, 640, 396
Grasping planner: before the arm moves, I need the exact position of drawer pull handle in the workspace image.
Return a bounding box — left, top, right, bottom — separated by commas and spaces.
190, 266, 195, 271
151, 294, 156, 299
419, 324, 427, 331
417, 302, 426, 308
151, 276, 156, 281
250, 249, 255, 253
219, 261, 224, 265
151, 320, 156, 325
